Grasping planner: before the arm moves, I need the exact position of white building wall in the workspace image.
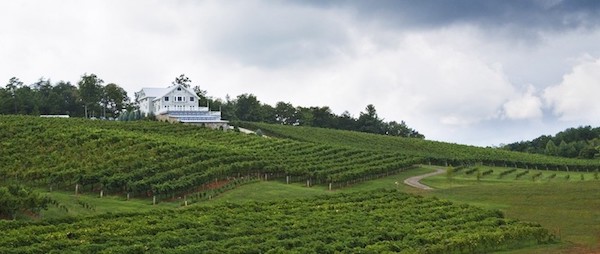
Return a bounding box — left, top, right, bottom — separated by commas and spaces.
139, 97, 154, 115
154, 87, 199, 113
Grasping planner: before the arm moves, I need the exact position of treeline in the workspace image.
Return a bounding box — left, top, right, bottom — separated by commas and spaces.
2, 74, 423, 138
201, 93, 424, 138
0, 75, 131, 119
503, 126, 600, 159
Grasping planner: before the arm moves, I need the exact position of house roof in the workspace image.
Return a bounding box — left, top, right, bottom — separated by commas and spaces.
138, 85, 199, 101
139, 88, 169, 99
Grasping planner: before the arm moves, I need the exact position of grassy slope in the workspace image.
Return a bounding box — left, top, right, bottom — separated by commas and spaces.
421, 168, 600, 253
39, 190, 181, 219
213, 166, 434, 203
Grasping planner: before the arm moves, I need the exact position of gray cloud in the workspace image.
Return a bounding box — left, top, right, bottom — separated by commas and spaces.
295, 0, 600, 30
1, 0, 600, 146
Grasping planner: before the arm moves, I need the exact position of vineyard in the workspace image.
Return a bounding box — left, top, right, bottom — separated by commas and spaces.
0, 189, 551, 253
241, 122, 600, 171
0, 116, 420, 201
4, 116, 592, 252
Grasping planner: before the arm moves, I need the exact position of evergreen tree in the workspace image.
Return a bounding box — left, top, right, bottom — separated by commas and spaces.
545, 140, 558, 156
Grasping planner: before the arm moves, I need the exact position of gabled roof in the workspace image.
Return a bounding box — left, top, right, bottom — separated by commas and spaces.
138, 88, 169, 99
138, 85, 199, 101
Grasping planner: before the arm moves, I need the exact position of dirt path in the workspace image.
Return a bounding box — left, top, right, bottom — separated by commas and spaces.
403, 168, 445, 190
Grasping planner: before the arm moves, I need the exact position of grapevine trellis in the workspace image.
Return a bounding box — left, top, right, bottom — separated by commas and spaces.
2, 115, 599, 202
0, 189, 552, 253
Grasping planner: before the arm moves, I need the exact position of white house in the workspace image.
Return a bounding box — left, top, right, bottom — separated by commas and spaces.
135, 85, 228, 129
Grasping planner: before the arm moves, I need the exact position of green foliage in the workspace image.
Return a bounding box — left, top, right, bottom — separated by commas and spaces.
241, 122, 600, 172
499, 168, 517, 179
0, 190, 551, 253
515, 170, 529, 179
504, 125, 600, 159
0, 184, 52, 220
2, 75, 129, 118
481, 169, 494, 176
464, 167, 479, 175
0, 116, 420, 199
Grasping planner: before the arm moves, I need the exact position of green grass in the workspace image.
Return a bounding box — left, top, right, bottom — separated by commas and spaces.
34, 167, 438, 219
39, 190, 181, 219
421, 167, 600, 253
213, 166, 435, 203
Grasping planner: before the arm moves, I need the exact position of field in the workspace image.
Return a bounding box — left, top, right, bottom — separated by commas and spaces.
2, 116, 600, 253
423, 167, 600, 253
242, 122, 600, 171
215, 166, 600, 253
1, 189, 551, 253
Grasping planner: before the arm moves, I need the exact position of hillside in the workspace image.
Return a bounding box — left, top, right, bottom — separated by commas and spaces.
241, 122, 600, 171
2, 116, 594, 252
0, 116, 419, 201
3, 115, 597, 205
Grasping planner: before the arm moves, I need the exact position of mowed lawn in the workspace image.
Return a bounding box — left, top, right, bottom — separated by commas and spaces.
421, 167, 600, 253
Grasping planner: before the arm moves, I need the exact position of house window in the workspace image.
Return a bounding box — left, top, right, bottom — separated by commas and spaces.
164, 96, 169, 101
177, 96, 183, 101
177, 87, 182, 91
190, 97, 195, 102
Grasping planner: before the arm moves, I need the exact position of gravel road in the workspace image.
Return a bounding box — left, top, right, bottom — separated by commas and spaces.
403, 169, 445, 190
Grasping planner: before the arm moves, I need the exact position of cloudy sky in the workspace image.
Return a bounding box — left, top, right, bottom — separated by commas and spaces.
2, 0, 600, 146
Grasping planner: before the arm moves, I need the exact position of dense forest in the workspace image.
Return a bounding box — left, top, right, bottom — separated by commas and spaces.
0, 74, 423, 138
502, 126, 600, 159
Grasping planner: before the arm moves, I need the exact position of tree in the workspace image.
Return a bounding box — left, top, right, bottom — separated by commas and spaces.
579, 144, 598, 159
53, 81, 82, 116
310, 106, 335, 128
260, 104, 277, 123
14, 85, 36, 115
31, 78, 53, 114
334, 111, 357, 131
235, 94, 262, 122
219, 96, 237, 121
77, 74, 104, 118
5, 77, 23, 114
385, 121, 424, 138
558, 140, 577, 158
357, 104, 385, 134
274, 102, 297, 125
102, 83, 129, 118
0, 87, 10, 114
294, 106, 314, 126
545, 140, 557, 156
193, 85, 208, 107
172, 74, 192, 88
